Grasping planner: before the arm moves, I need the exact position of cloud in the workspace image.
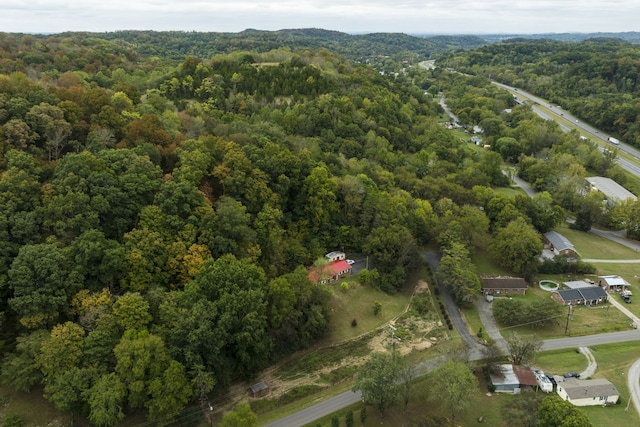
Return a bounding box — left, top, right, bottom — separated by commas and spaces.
0, 0, 638, 34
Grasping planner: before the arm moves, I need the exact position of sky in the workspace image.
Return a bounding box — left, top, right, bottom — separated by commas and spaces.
1, 0, 639, 35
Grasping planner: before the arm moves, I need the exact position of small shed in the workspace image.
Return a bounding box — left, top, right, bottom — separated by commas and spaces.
325, 251, 346, 262
249, 381, 269, 398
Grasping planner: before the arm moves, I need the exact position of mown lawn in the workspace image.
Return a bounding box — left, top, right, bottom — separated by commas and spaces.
555, 222, 640, 260
533, 348, 589, 376
518, 343, 640, 426
496, 285, 631, 339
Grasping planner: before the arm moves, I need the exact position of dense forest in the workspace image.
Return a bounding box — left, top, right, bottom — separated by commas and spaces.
438, 38, 640, 147
0, 30, 638, 426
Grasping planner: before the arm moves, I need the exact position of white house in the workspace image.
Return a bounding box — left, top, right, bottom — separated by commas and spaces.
324, 251, 346, 262
557, 378, 619, 406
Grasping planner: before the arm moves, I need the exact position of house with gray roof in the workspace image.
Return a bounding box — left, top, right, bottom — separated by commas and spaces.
552, 286, 608, 306
544, 231, 580, 258
557, 378, 619, 406
586, 176, 637, 203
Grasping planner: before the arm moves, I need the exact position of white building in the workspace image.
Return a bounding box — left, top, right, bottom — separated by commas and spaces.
557, 378, 619, 406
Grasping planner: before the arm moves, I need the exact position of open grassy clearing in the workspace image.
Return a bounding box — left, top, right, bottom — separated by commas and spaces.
494, 184, 528, 198
254, 265, 452, 424
0, 385, 71, 427
533, 348, 589, 375
471, 252, 512, 277
554, 222, 640, 260
496, 285, 631, 339
321, 277, 412, 345
535, 342, 640, 426
301, 369, 504, 427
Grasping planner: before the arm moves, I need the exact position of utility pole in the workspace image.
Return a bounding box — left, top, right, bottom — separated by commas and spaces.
389, 324, 397, 353
564, 305, 573, 335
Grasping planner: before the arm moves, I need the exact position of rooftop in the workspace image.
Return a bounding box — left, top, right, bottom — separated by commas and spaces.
555, 286, 607, 302
586, 176, 637, 202
544, 231, 579, 255
561, 378, 619, 399
481, 277, 527, 290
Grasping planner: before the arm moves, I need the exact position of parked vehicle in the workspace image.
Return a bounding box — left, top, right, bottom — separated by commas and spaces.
545, 373, 557, 387
346, 259, 355, 265
563, 372, 580, 378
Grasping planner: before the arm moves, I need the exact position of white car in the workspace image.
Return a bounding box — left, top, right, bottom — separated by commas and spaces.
347, 259, 355, 265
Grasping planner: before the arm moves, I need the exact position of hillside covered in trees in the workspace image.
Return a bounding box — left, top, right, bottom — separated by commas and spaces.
0, 30, 637, 426
438, 37, 640, 147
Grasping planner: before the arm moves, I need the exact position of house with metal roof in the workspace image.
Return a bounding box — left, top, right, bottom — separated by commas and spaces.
557, 378, 619, 406
489, 364, 538, 393
308, 259, 352, 284
552, 286, 608, 306
544, 231, 580, 258
598, 275, 631, 292
586, 176, 637, 203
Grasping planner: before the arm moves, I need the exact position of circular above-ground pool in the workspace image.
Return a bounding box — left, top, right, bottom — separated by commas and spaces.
539, 280, 559, 292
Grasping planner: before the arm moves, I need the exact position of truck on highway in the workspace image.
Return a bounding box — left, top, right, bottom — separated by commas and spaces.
608, 137, 620, 145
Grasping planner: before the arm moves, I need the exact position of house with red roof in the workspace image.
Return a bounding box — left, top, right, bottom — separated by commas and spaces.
308, 259, 352, 285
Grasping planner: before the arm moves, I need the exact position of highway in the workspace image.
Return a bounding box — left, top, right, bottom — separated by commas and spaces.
493, 81, 640, 175
263, 67, 640, 427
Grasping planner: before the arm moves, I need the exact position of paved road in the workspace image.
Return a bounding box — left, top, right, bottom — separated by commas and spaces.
263, 390, 363, 427
541, 330, 640, 351
628, 359, 640, 417
264, 66, 640, 427
476, 298, 508, 353
492, 81, 640, 174
421, 251, 485, 359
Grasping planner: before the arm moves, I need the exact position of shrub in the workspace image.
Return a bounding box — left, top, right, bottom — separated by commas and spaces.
412, 295, 430, 315
345, 410, 354, 427
373, 301, 382, 316
360, 406, 367, 424
4, 415, 24, 427
351, 318, 358, 327
331, 414, 340, 427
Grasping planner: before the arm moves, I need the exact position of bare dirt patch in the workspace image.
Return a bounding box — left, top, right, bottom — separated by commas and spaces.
215, 279, 444, 414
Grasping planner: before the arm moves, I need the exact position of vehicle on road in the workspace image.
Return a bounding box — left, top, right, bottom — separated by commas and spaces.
347, 259, 355, 265
608, 136, 620, 145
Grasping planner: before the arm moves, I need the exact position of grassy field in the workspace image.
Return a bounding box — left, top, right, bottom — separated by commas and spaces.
0, 385, 71, 427
534, 348, 589, 375
320, 277, 412, 345
495, 285, 631, 339
555, 222, 640, 260
302, 342, 640, 427
471, 252, 512, 277
301, 370, 504, 427
533, 342, 640, 427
